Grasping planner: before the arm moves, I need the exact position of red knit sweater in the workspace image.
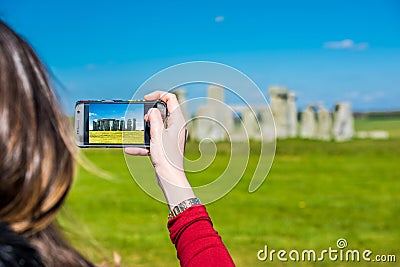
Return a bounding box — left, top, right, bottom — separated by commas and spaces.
167, 205, 235, 267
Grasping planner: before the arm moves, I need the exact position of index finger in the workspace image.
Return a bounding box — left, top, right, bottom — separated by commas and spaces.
144, 91, 180, 112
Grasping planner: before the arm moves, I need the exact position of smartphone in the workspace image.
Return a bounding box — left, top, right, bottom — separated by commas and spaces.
74, 100, 168, 148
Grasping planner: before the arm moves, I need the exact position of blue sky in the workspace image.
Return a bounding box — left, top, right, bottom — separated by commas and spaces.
1, 0, 400, 113
88, 103, 144, 130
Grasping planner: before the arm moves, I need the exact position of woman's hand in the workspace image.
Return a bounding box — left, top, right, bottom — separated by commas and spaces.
125, 91, 195, 208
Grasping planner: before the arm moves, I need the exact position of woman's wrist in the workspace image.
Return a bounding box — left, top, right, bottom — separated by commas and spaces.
156, 168, 189, 187
163, 184, 196, 210
155, 169, 196, 209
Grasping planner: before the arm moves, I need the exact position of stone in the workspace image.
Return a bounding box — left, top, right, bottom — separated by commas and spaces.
300, 105, 316, 139
258, 107, 275, 142
242, 107, 260, 140
369, 131, 389, 140
268, 86, 289, 138
193, 106, 217, 141
93, 120, 99, 131
268, 86, 298, 139
127, 119, 132, 131
332, 102, 354, 141
132, 118, 136, 131
112, 120, 119, 131
192, 85, 232, 141
287, 92, 298, 138
173, 88, 190, 121
119, 120, 125, 131
317, 104, 332, 141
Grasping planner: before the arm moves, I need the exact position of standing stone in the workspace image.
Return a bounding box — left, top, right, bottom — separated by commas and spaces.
173, 88, 190, 121
332, 102, 354, 141
93, 120, 98, 131
317, 104, 332, 141
194, 85, 225, 141
192, 85, 234, 141
223, 106, 234, 138
112, 120, 119, 131
259, 107, 275, 142
268, 86, 289, 139
242, 107, 260, 140
119, 120, 125, 131
208, 85, 226, 140
300, 105, 316, 139
287, 92, 298, 138
173, 88, 193, 140
132, 118, 136, 131
208, 85, 224, 104
127, 119, 132, 131
194, 106, 214, 141
99, 120, 104, 131
104, 119, 110, 131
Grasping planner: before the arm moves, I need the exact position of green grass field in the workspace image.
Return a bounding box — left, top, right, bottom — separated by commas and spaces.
89, 130, 144, 144
64, 119, 400, 266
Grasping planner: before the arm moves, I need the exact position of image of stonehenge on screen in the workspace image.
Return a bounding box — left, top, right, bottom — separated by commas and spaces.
89, 103, 145, 144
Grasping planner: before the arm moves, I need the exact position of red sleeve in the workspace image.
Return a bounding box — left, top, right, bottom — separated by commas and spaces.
167, 205, 235, 267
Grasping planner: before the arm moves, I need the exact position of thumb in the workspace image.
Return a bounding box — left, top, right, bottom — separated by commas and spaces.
147, 108, 163, 142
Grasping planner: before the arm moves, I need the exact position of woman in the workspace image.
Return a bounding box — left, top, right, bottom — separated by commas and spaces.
0, 20, 235, 266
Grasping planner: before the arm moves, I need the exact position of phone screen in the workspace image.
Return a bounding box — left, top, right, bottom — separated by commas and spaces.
75, 101, 163, 147
88, 102, 147, 145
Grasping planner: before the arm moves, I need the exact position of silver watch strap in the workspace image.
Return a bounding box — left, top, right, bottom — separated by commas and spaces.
168, 197, 202, 219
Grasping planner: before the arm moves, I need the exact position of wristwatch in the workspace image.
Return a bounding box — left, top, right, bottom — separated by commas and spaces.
168, 197, 202, 219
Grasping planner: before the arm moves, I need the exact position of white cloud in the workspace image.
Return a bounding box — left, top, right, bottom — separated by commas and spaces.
89, 112, 97, 116
215, 16, 224, 23
323, 39, 369, 50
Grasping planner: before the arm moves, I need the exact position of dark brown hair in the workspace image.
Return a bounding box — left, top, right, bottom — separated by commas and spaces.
0, 20, 95, 266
